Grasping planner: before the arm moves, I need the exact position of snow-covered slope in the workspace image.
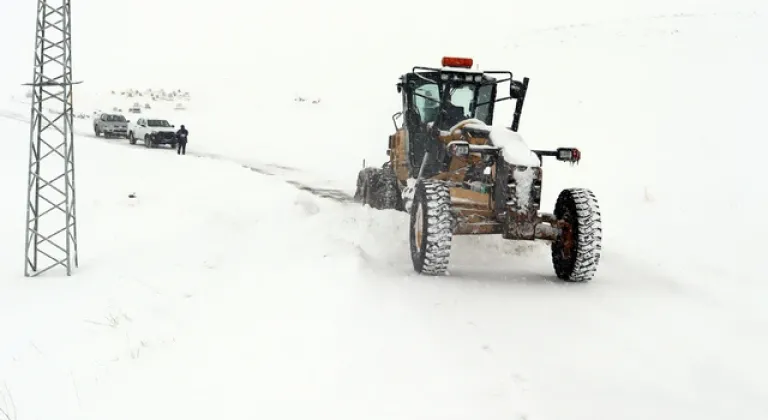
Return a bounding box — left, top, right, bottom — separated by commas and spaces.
1, 1, 768, 419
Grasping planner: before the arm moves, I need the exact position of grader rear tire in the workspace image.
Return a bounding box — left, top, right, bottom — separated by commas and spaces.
354, 167, 401, 210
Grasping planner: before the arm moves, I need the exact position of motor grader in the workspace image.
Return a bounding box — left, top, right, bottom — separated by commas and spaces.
354, 57, 602, 282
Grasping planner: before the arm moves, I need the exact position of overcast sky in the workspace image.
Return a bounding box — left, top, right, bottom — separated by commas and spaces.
0, 0, 763, 98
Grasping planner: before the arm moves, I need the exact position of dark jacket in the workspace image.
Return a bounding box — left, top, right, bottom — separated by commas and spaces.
176, 128, 188, 142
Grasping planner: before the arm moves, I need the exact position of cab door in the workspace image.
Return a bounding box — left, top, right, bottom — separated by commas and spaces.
403, 75, 443, 178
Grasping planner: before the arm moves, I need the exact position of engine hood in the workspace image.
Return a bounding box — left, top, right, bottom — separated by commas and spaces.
148, 127, 175, 133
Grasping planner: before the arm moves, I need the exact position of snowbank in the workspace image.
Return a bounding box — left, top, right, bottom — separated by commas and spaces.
0, 115, 390, 420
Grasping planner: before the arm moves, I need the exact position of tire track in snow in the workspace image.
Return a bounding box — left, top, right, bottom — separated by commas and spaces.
237, 160, 356, 204
186, 149, 356, 203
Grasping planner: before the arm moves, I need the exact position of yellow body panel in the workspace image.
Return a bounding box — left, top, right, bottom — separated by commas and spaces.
388, 129, 409, 181
389, 119, 502, 231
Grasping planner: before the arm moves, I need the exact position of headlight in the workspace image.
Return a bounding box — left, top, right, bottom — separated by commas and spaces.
556, 148, 581, 162
447, 140, 470, 157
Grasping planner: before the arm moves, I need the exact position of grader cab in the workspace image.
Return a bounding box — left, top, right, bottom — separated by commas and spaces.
354, 57, 602, 282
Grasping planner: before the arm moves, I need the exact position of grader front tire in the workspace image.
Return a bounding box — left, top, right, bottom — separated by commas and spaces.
409, 180, 454, 275
551, 188, 602, 282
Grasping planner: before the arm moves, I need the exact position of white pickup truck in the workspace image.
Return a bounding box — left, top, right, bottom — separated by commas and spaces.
127, 117, 178, 148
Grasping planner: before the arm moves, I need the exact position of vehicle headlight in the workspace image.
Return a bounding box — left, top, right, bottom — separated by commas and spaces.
447, 140, 470, 157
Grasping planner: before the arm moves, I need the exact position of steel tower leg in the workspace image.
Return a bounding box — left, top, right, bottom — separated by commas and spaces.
24, 0, 81, 277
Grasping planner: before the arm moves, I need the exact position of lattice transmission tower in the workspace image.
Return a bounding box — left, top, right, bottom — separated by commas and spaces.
24, 0, 80, 277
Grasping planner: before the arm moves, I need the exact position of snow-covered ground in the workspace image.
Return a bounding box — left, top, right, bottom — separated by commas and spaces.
1, 0, 768, 419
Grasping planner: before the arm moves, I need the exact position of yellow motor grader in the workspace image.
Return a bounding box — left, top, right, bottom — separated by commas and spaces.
354, 57, 602, 281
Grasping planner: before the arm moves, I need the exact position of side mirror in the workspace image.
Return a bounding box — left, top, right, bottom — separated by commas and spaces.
510, 80, 525, 99
172, 125, 175, 128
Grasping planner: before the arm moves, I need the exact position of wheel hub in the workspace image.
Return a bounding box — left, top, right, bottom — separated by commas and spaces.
414, 203, 423, 250
559, 209, 575, 260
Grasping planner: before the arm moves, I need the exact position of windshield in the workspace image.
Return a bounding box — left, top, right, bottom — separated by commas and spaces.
447, 84, 475, 115
105, 114, 126, 122
411, 78, 494, 127
147, 119, 171, 127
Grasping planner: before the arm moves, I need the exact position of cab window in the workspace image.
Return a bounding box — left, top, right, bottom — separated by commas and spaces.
473, 84, 494, 123
412, 83, 440, 123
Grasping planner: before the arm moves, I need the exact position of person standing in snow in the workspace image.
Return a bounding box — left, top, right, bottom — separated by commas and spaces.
176, 124, 188, 155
